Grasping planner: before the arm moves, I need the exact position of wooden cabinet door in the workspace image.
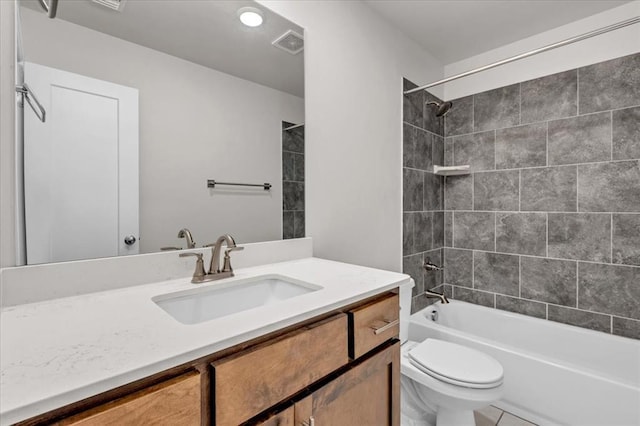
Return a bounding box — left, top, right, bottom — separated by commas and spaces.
58, 372, 201, 425
295, 342, 400, 426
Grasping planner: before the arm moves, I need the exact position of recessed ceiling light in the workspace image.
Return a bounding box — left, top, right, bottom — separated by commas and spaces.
238, 7, 263, 27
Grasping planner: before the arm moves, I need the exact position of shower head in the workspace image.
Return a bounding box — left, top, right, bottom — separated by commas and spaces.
426, 100, 453, 117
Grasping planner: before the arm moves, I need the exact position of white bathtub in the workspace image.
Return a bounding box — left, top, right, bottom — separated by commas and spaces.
408, 300, 640, 426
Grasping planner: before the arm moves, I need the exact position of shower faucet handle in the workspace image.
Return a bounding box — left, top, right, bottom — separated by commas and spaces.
423, 257, 444, 272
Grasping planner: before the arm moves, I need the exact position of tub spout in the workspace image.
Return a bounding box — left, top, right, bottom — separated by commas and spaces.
424, 289, 449, 304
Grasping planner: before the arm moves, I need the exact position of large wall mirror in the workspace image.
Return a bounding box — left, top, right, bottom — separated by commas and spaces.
17, 0, 305, 265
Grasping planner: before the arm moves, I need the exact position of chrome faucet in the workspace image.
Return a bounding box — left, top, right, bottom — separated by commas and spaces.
178, 228, 196, 249
179, 234, 244, 284
424, 288, 449, 304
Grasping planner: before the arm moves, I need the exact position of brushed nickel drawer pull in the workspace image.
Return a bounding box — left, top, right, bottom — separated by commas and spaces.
371, 319, 399, 335
302, 416, 315, 426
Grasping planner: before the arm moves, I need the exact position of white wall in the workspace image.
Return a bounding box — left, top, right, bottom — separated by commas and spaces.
444, 1, 640, 99
0, 0, 17, 268
19, 8, 304, 255
258, 0, 444, 272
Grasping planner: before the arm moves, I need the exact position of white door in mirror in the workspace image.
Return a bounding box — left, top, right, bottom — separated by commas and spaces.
23, 62, 139, 264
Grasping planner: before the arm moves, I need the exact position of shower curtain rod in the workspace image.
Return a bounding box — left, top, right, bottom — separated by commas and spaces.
404, 16, 640, 95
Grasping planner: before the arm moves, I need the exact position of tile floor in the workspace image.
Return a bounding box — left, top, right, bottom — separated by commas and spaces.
474, 405, 537, 426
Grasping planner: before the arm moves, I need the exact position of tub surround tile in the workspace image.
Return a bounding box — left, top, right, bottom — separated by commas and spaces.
521, 70, 577, 124
495, 123, 547, 169
403, 123, 416, 168
453, 212, 495, 251
612, 214, 640, 266
444, 175, 473, 210
403, 213, 414, 255
612, 317, 640, 340
612, 106, 640, 160
403, 78, 424, 128
282, 126, 304, 153
578, 52, 640, 114
578, 161, 640, 212
496, 213, 546, 256
474, 84, 520, 132
421, 54, 640, 339
452, 131, 496, 171
520, 166, 577, 212
283, 211, 294, 239
578, 262, 640, 320
283, 182, 304, 211
548, 213, 611, 263
474, 251, 520, 296
433, 212, 445, 248
403, 253, 424, 296
432, 135, 445, 168
444, 211, 453, 247
293, 153, 304, 182
414, 212, 433, 253
415, 128, 433, 171
444, 248, 473, 287
496, 295, 546, 319
424, 173, 443, 211
403, 168, 424, 211
547, 305, 611, 333
293, 212, 305, 238
445, 95, 473, 137
474, 170, 519, 211
424, 91, 445, 136
444, 137, 454, 166
520, 257, 577, 306
282, 151, 295, 181
424, 248, 444, 290
453, 286, 495, 308
548, 112, 611, 165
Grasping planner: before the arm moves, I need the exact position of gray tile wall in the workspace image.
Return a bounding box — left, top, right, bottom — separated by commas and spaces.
282, 122, 305, 239
419, 53, 640, 339
402, 79, 446, 312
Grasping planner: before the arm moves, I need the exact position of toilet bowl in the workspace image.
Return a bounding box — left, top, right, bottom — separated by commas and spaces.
398, 284, 504, 426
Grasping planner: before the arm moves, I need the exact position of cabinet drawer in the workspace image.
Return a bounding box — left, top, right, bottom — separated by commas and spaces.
212, 314, 349, 426
348, 293, 399, 359
58, 372, 201, 425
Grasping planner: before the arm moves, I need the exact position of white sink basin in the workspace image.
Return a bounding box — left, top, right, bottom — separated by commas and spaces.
153, 274, 322, 324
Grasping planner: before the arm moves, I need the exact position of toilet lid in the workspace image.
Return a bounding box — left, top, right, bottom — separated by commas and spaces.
408, 339, 503, 389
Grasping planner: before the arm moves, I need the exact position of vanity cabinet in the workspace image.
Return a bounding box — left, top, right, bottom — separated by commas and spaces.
57, 372, 201, 425
16, 292, 399, 426
257, 342, 400, 426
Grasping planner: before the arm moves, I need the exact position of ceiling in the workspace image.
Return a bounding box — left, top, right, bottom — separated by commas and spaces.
20, 0, 304, 97
365, 0, 633, 64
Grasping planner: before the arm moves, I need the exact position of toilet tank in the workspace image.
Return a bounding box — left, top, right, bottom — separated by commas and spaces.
399, 279, 414, 344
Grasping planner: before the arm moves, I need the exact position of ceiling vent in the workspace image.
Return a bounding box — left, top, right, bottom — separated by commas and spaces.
92, 0, 127, 12
272, 30, 304, 55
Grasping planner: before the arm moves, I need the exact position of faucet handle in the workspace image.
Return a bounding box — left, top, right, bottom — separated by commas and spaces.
221, 246, 244, 273
179, 252, 206, 283
423, 257, 444, 271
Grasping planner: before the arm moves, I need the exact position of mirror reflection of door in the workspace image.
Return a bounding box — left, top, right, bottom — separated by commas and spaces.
23, 62, 139, 264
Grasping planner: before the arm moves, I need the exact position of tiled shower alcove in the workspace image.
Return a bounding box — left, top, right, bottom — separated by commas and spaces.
403, 52, 640, 340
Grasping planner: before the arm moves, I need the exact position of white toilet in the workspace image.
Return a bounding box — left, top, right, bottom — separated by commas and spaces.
399, 285, 504, 426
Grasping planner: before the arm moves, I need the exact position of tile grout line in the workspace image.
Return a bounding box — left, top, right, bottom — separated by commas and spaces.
435, 245, 640, 269
610, 214, 613, 264
610, 110, 614, 161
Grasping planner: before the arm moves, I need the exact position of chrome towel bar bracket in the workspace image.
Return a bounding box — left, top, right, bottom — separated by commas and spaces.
38, 0, 58, 19
16, 83, 46, 123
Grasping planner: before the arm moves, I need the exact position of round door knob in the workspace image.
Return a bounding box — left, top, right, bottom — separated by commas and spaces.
124, 235, 137, 245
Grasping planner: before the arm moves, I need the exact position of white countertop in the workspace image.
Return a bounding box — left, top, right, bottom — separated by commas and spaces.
0, 257, 410, 425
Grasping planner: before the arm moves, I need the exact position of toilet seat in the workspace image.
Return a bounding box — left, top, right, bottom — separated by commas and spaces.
408, 339, 503, 389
